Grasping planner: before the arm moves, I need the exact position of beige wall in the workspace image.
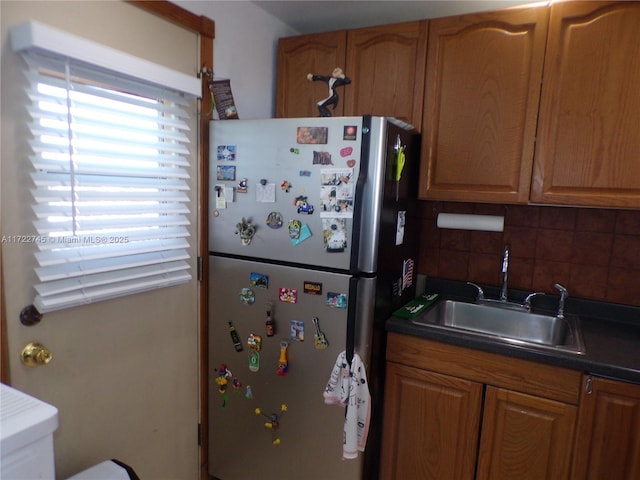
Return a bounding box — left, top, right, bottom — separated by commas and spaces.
1, 2, 199, 479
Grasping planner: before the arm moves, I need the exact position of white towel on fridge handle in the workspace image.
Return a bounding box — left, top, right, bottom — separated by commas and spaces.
323, 351, 371, 459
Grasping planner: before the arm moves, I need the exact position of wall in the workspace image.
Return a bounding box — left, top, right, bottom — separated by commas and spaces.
175, 0, 299, 119
419, 201, 640, 307
1, 2, 199, 478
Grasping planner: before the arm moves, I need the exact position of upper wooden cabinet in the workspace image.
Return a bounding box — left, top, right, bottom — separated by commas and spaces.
343, 21, 427, 131
531, 1, 640, 208
276, 31, 347, 118
419, 7, 549, 203
276, 21, 427, 130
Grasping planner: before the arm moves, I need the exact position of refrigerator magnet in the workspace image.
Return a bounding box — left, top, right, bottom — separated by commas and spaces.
266, 212, 283, 229
278, 287, 297, 304
312, 151, 333, 165
290, 224, 311, 246
343, 125, 357, 140
249, 272, 269, 289
256, 182, 276, 202
237, 178, 248, 193
280, 180, 292, 192
216, 144, 236, 161
239, 287, 255, 305
235, 217, 256, 245
322, 219, 347, 252
340, 146, 353, 157
288, 220, 302, 239
303, 281, 322, 295
217, 165, 236, 181
326, 292, 347, 309
290, 320, 305, 342
296, 126, 328, 144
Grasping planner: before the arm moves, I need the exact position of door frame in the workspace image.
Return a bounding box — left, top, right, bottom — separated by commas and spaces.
0, 3, 214, 478
120, 3, 214, 479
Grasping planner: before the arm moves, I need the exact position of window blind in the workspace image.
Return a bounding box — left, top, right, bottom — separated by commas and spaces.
14, 31, 197, 313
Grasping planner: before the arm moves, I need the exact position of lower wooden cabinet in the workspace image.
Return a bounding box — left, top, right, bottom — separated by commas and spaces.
571, 375, 640, 480
380, 362, 482, 480
477, 387, 576, 480
381, 333, 581, 480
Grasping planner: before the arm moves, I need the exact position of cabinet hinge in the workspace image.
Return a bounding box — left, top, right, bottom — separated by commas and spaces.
197, 256, 203, 282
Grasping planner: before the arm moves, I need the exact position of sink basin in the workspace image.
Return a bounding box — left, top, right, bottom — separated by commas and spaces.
412, 300, 586, 354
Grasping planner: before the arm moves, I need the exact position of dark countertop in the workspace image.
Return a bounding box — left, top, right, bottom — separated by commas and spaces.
386, 279, 640, 384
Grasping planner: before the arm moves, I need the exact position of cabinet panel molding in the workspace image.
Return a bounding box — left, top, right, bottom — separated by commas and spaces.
420, 7, 548, 203
276, 30, 347, 118
531, 1, 640, 208
344, 21, 427, 131
477, 386, 577, 480
380, 362, 482, 480
571, 375, 640, 480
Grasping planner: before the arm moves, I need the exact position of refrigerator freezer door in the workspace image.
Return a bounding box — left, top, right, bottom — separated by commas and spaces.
209, 117, 364, 271
209, 255, 363, 480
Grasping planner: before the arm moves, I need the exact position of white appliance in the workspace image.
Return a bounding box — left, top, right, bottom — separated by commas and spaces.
1, 383, 58, 479
208, 116, 421, 479
0, 383, 137, 480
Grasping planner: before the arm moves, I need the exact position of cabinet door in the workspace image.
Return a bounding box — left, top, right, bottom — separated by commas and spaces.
419, 7, 548, 203
276, 31, 347, 118
379, 362, 482, 480
477, 386, 577, 480
571, 376, 640, 480
344, 21, 427, 131
531, 2, 640, 208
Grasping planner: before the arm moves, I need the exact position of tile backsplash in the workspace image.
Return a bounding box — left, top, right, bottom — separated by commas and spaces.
418, 202, 640, 307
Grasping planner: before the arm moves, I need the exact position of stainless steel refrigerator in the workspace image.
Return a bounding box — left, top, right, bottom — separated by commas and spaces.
208, 116, 420, 480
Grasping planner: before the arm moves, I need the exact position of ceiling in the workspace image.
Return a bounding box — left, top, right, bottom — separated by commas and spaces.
252, 1, 530, 34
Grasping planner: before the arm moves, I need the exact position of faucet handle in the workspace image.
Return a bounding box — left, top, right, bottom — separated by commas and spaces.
523, 292, 545, 311
467, 282, 485, 301
553, 283, 569, 318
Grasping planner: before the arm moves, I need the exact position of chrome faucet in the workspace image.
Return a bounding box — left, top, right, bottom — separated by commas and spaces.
554, 283, 568, 319
500, 244, 510, 302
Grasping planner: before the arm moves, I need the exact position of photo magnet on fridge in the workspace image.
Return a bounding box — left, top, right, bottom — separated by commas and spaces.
217, 144, 236, 161
296, 126, 328, 144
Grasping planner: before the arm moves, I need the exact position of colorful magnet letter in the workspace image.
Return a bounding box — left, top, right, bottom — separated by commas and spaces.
290, 148, 300, 154
266, 211, 283, 229
235, 217, 256, 245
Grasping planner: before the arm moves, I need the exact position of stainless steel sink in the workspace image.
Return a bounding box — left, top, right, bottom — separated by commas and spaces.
412, 300, 586, 354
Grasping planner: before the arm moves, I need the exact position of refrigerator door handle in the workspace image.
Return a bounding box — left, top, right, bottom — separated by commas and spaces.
347, 276, 376, 368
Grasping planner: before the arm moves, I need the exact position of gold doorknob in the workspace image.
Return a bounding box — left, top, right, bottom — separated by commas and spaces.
21, 342, 53, 367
